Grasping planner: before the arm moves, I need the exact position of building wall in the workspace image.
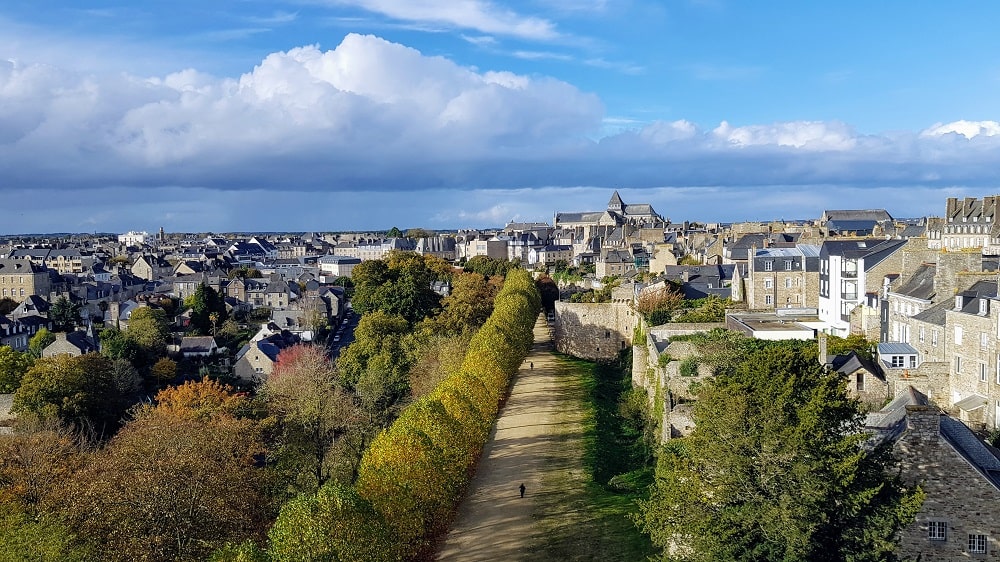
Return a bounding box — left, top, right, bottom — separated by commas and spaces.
896, 406, 1000, 561
747, 269, 818, 311
553, 301, 639, 361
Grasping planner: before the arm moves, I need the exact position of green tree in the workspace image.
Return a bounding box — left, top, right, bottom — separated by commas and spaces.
0, 297, 17, 316
27, 328, 55, 359
0, 501, 90, 562
126, 307, 170, 358
385, 227, 403, 238
49, 296, 81, 332
268, 482, 397, 562
188, 283, 227, 335
336, 311, 412, 427
463, 255, 518, 277
826, 333, 877, 362
350, 255, 442, 324
0, 347, 33, 393
635, 340, 922, 561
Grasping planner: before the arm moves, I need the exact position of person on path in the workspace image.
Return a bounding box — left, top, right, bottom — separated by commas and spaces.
529, 362, 533, 370
519, 483, 526, 498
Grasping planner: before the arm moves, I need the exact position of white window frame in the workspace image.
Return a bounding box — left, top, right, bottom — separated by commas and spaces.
764, 260, 773, 271
956, 326, 963, 345
928, 520, 947, 541
969, 533, 987, 554
982, 362, 988, 382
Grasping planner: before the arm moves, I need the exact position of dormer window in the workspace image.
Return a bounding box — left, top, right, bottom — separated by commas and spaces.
980, 299, 989, 316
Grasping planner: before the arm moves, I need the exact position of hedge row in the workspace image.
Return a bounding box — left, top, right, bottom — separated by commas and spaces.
268, 269, 541, 561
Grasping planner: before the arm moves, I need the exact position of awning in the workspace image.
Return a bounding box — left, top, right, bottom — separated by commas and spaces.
955, 394, 988, 412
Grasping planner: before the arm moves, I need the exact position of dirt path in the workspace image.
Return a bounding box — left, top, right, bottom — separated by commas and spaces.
437, 313, 587, 562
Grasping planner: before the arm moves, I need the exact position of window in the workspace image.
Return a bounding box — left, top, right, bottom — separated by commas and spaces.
784, 260, 793, 271
982, 332, 989, 349
891, 356, 904, 368
969, 534, 987, 554
785, 277, 792, 289
764, 278, 773, 289
955, 356, 962, 373
932, 330, 938, 347
982, 363, 989, 382
856, 372, 864, 391
919, 326, 925, 343
764, 260, 773, 271
910, 355, 918, 368
765, 295, 773, 305
956, 326, 963, 345
928, 520, 947, 541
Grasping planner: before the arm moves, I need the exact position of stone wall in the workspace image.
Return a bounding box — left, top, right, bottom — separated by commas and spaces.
885, 362, 950, 406
896, 406, 1000, 561
553, 301, 639, 361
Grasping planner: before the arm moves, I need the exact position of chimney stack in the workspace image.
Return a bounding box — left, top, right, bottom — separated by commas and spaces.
818, 332, 828, 365
905, 405, 940, 444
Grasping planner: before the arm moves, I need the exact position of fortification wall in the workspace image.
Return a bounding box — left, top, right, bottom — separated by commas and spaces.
553, 301, 639, 361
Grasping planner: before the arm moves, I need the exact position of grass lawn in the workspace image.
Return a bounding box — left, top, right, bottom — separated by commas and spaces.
526, 353, 657, 562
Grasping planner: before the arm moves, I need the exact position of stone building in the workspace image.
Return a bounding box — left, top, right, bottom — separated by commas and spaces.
944, 281, 998, 429
926, 195, 1000, 252
0, 259, 52, 301
745, 244, 820, 311
867, 394, 1000, 561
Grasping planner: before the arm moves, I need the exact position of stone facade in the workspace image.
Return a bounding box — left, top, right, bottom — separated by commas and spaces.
553, 301, 638, 361
0, 259, 51, 301
895, 406, 1000, 561
745, 245, 820, 311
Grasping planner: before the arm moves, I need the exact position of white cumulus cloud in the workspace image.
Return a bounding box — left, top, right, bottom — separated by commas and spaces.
921, 120, 1000, 139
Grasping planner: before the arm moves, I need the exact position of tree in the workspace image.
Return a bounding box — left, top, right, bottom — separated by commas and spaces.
0, 346, 33, 393
0, 501, 89, 562
433, 272, 501, 334
0, 297, 17, 316
386, 227, 403, 238
0, 420, 85, 508
126, 306, 170, 358
27, 328, 55, 359
404, 228, 432, 239
827, 333, 877, 362
264, 345, 360, 491
463, 255, 518, 278
61, 409, 271, 562
12, 353, 129, 433
188, 283, 227, 335
635, 285, 684, 325
535, 274, 560, 312
351, 255, 442, 324
49, 296, 81, 332
150, 357, 178, 384
635, 340, 922, 561
268, 482, 397, 562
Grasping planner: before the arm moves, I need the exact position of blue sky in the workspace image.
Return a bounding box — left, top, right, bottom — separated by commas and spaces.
2, 1, 1000, 233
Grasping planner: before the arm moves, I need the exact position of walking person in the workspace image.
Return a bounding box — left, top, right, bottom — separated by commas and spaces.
519, 483, 526, 498
529, 361, 533, 370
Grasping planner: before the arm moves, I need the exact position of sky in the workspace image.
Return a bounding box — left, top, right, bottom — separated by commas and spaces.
2, 1, 1000, 234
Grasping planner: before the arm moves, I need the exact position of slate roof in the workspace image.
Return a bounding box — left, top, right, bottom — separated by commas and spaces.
179, 336, 217, 354
910, 299, 951, 326
940, 415, 1000, 489
892, 264, 936, 301
823, 209, 893, 222
864, 386, 927, 445
825, 219, 879, 234
829, 351, 883, 381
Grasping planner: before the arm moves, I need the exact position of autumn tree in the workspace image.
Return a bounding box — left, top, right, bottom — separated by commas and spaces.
264, 345, 361, 492
432, 272, 502, 335
463, 255, 518, 277
635, 340, 922, 561
61, 404, 271, 561
0, 420, 85, 508
407, 333, 472, 399
13, 353, 135, 434
635, 284, 684, 325
150, 357, 178, 384
0, 346, 33, 393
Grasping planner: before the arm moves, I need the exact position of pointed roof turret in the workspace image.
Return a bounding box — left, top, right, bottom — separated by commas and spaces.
608, 190, 625, 213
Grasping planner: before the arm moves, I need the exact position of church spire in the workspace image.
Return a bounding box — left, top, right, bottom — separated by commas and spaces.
608, 190, 625, 213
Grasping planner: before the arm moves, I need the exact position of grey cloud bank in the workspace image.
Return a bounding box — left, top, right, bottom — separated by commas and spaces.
1, 33, 999, 233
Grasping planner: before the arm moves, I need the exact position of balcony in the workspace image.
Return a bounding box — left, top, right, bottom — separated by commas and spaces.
841, 292, 858, 301
840, 268, 858, 278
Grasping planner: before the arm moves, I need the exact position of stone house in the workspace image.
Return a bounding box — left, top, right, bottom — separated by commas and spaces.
233, 324, 300, 383
745, 244, 820, 311
41, 330, 98, 357
926, 195, 1000, 252
829, 350, 888, 406
867, 393, 1000, 560
885, 263, 936, 344
131, 254, 172, 281
944, 282, 998, 429
0, 258, 52, 302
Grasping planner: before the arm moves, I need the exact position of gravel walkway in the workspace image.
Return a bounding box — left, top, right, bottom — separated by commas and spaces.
437, 314, 583, 561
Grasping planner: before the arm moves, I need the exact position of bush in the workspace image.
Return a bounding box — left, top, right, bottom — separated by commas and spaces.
679, 357, 699, 377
